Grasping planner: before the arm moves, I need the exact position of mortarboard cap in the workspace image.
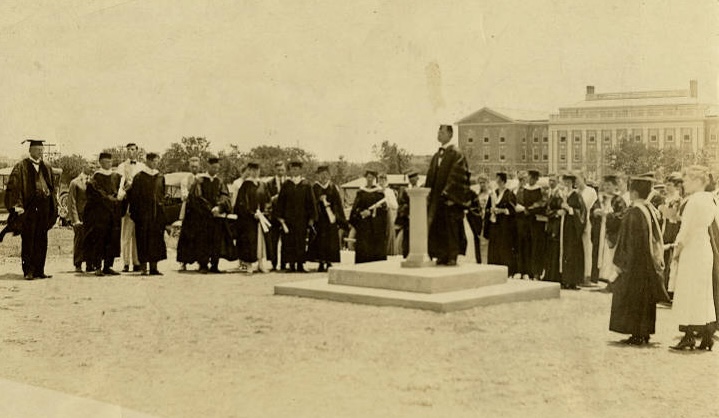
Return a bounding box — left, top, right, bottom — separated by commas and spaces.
528, 170, 540, 178
146, 152, 159, 160
562, 174, 577, 181
316, 165, 329, 174
98, 152, 112, 160
22, 139, 45, 146
208, 156, 220, 164
629, 176, 654, 196
289, 161, 303, 168
496, 172, 508, 182
125, 142, 137, 149
406, 170, 419, 179
364, 169, 378, 177
247, 162, 260, 170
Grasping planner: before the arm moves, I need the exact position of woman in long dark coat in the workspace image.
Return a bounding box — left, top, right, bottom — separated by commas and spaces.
349, 170, 387, 264
234, 163, 271, 273
484, 172, 517, 275
307, 166, 347, 271
545, 174, 586, 289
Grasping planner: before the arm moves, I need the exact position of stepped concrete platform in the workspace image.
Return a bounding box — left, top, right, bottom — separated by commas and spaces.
0, 377, 157, 418
328, 260, 508, 293
275, 260, 560, 312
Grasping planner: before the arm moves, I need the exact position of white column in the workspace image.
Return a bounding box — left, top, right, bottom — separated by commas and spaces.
401, 187, 433, 268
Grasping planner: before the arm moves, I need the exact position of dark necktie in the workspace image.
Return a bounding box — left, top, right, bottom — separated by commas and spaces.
437, 148, 445, 166
130, 160, 137, 165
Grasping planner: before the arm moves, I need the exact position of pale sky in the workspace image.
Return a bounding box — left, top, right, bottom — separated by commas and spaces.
1, 0, 717, 162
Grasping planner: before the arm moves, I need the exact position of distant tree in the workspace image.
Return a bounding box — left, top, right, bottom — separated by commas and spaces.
159, 136, 213, 173
241, 145, 318, 179
100, 145, 148, 167
54, 154, 88, 184
606, 141, 663, 175
371, 141, 412, 174
330, 155, 364, 186
218, 144, 246, 182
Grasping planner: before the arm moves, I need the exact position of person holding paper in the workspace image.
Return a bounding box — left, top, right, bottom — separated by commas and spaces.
234, 162, 271, 274
179, 156, 237, 274
307, 165, 347, 272
349, 170, 387, 264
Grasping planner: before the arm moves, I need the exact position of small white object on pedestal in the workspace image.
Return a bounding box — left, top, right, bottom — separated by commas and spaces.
401, 187, 434, 268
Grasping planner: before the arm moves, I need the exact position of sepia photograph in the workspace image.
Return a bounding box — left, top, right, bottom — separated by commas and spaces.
0, 0, 718, 417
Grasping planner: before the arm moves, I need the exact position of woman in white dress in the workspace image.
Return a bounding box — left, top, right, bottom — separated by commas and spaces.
670, 166, 719, 351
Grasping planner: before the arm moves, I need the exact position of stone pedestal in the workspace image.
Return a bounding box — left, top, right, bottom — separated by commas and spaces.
274, 185, 560, 313
401, 187, 433, 268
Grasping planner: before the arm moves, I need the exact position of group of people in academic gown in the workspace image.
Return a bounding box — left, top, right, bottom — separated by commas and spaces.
82, 153, 123, 276
3, 140, 58, 280
177, 157, 237, 273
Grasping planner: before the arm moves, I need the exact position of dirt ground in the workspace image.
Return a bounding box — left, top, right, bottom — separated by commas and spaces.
0, 229, 718, 418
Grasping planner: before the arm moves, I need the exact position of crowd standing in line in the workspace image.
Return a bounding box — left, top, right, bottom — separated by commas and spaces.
4, 132, 718, 350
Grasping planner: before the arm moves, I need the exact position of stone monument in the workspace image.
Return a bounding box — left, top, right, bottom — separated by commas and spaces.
275, 187, 559, 312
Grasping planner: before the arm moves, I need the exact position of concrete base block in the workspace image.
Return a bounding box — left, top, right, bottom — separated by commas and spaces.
328, 260, 508, 294
275, 279, 560, 313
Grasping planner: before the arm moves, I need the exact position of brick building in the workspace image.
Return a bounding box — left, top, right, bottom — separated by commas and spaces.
455, 108, 549, 176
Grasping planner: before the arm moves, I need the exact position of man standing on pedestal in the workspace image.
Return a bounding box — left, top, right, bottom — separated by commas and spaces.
117, 143, 146, 273
5, 140, 58, 280
67, 163, 93, 273
424, 124, 471, 266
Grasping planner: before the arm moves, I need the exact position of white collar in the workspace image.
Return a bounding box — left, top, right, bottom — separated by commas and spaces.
360, 185, 382, 192
523, 184, 541, 191
140, 166, 159, 176
200, 172, 218, 180
316, 181, 330, 188
28, 157, 41, 165
291, 176, 303, 184
439, 141, 455, 150
95, 168, 114, 176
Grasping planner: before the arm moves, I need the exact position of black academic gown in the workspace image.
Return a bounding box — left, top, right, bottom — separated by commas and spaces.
395, 186, 411, 258
234, 179, 270, 264
128, 170, 167, 264
4, 159, 58, 277
307, 182, 346, 263
484, 189, 517, 274
350, 186, 387, 263
425, 144, 471, 262
276, 178, 318, 265
561, 190, 586, 287
466, 189, 484, 264
83, 171, 122, 268
516, 186, 544, 277
610, 204, 670, 336
177, 175, 238, 266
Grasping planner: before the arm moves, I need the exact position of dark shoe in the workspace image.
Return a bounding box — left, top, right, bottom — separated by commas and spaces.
698, 328, 715, 351
446, 259, 457, 266
103, 269, 120, 276
199, 268, 209, 274
24, 274, 35, 280
122, 265, 130, 272
288, 264, 296, 273
140, 269, 149, 276
85, 265, 95, 273
149, 270, 163, 276
36, 274, 52, 279
435, 258, 447, 266
209, 267, 221, 274
94, 269, 105, 277
132, 265, 142, 272
297, 264, 307, 273
670, 334, 696, 351
317, 263, 326, 273
74, 265, 82, 273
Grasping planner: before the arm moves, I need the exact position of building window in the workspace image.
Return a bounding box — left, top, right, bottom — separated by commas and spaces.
500, 154, 505, 161
666, 135, 674, 142
574, 136, 581, 143
560, 154, 566, 161
683, 135, 691, 142
650, 135, 657, 142
543, 137, 548, 143
500, 137, 506, 143
604, 136, 611, 143
484, 137, 489, 143
468, 137, 474, 143
533, 153, 539, 161
533, 137, 538, 143
543, 154, 548, 161
589, 136, 595, 143
522, 137, 526, 143
560, 136, 566, 143
483, 154, 489, 160
573, 152, 580, 162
